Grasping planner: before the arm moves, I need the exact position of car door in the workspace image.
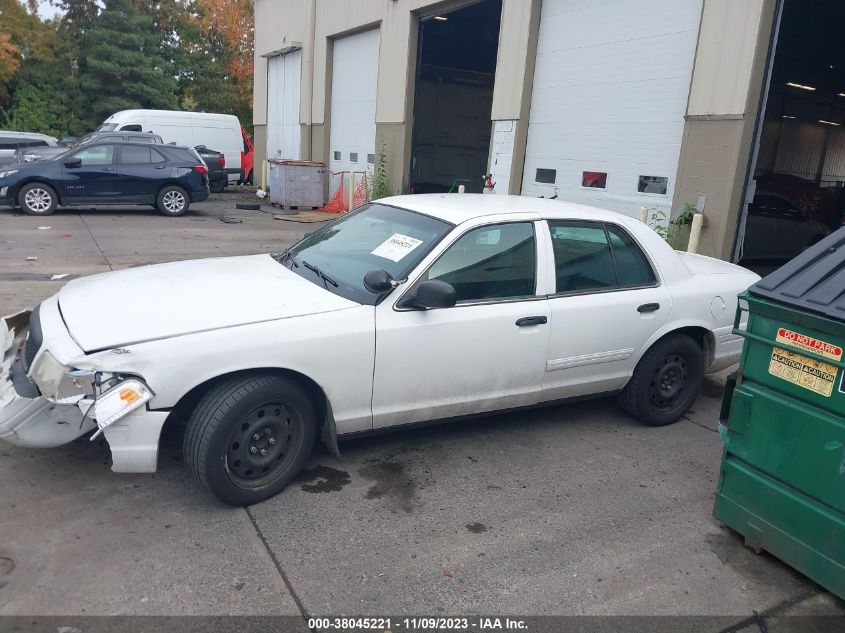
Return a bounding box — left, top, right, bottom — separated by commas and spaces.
114, 145, 169, 202
59, 144, 120, 203
539, 220, 672, 401
371, 220, 552, 429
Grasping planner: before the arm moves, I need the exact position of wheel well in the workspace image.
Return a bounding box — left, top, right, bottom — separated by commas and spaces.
662, 326, 715, 367
162, 368, 330, 440
18, 179, 64, 205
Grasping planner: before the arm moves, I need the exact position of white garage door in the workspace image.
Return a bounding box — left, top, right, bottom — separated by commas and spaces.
267, 50, 302, 160
521, 0, 702, 217
329, 29, 380, 182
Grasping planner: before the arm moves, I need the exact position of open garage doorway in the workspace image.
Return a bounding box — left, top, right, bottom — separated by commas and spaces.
409, 0, 502, 194
738, 0, 845, 273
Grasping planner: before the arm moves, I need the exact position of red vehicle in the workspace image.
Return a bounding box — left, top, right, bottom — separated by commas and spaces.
240, 125, 254, 185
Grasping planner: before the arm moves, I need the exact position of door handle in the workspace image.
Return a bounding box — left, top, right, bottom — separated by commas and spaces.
102, 167, 115, 172
637, 303, 660, 313
154, 165, 167, 170
515, 316, 548, 327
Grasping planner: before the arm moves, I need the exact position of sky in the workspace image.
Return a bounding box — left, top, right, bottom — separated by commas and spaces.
36, 0, 63, 20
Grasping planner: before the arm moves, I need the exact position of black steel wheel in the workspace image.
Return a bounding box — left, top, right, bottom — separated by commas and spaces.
184, 374, 318, 505
618, 333, 704, 426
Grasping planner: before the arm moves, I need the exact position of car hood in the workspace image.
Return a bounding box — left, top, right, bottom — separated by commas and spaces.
58, 254, 358, 352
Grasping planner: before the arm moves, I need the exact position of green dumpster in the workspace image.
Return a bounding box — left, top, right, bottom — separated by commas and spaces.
714, 228, 845, 600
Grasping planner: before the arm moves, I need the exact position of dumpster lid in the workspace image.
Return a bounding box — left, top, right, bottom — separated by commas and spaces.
749, 226, 845, 322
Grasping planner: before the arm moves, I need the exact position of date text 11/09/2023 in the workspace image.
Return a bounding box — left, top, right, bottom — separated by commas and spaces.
306, 617, 529, 631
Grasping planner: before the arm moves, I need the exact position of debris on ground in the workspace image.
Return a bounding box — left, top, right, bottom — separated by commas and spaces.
50, 274, 70, 280
58, 234, 72, 238
25, 256, 37, 261
36, 226, 51, 230
236, 203, 261, 211
219, 216, 244, 224
256, 189, 268, 199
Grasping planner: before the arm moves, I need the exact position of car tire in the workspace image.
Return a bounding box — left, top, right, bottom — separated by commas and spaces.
18, 183, 58, 216
156, 185, 190, 216
183, 374, 318, 506
618, 333, 704, 426
209, 180, 226, 194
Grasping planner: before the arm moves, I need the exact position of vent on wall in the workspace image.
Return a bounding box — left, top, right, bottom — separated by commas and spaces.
333, 151, 341, 161
536, 168, 556, 184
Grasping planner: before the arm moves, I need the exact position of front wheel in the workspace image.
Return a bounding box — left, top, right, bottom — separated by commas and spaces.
618, 334, 704, 426
18, 183, 58, 216
183, 375, 318, 505
156, 185, 190, 216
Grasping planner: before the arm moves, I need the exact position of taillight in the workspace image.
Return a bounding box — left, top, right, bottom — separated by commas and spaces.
220, 154, 225, 169
194, 165, 207, 175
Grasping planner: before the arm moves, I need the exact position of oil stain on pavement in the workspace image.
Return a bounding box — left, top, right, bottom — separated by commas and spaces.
298, 465, 351, 493
359, 459, 418, 513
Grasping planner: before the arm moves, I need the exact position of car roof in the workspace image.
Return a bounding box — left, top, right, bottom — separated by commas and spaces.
0, 130, 57, 142
380, 194, 636, 225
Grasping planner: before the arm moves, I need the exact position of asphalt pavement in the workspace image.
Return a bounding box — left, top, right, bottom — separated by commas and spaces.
0, 193, 842, 628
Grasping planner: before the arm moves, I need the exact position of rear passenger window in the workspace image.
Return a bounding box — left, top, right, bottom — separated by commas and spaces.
120, 146, 153, 164
549, 221, 657, 294
606, 226, 656, 287
549, 222, 616, 293
120, 124, 143, 132
427, 223, 536, 303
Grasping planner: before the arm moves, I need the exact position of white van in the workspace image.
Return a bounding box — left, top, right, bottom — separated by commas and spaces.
97, 110, 247, 184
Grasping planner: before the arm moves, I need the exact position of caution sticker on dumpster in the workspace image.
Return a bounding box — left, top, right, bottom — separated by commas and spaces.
769, 347, 838, 397
775, 328, 842, 361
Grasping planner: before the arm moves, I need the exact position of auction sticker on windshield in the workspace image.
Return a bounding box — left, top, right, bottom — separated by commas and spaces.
371, 233, 423, 262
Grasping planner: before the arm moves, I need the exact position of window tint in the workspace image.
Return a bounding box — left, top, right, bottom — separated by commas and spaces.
606, 225, 656, 287
165, 148, 198, 163
0, 138, 48, 149
72, 145, 114, 166
134, 136, 155, 144
120, 146, 160, 164
427, 223, 536, 302
120, 124, 143, 132
550, 222, 616, 293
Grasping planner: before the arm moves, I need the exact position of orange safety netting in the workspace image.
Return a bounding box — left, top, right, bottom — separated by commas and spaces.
352, 176, 370, 210
319, 171, 371, 214
320, 176, 348, 213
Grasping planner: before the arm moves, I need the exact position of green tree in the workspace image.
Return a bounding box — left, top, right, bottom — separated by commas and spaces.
76, 0, 178, 129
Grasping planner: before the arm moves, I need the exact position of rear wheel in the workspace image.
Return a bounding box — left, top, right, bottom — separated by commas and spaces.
209, 180, 226, 193
18, 183, 57, 216
183, 374, 317, 505
619, 334, 704, 426
156, 185, 190, 216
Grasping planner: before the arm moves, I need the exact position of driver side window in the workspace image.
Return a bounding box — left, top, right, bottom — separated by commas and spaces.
426, 222, 536, 303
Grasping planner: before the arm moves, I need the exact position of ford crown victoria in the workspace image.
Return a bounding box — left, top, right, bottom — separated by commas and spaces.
0, 195, 759, 504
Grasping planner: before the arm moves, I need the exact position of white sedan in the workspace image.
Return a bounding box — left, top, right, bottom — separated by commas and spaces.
0, 195, 758, 504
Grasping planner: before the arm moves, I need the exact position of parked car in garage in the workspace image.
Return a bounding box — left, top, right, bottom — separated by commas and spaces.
0, 195, 758, 505
194, 145, 228, 193
742, 192, 829, 261
0, 131, 58, 166
0, 141, 209, 216
17, 131, 164, 163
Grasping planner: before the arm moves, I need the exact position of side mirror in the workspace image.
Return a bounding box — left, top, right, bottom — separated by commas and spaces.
363, 269, 396, 294
63, 156, 81, 168
407, 280, 457, 309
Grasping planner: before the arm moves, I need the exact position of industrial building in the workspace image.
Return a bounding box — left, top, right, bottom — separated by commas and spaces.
253, 0, 843, 266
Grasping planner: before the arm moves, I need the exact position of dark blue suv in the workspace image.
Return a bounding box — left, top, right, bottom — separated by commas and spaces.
0, 141, 210, 216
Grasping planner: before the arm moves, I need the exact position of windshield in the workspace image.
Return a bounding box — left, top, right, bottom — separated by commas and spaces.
275, 203, 453, 305
96, 123, 119, 132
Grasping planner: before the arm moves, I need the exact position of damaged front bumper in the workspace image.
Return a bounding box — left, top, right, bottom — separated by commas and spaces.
0, 310, 97, 446
1, 309, 167, 472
